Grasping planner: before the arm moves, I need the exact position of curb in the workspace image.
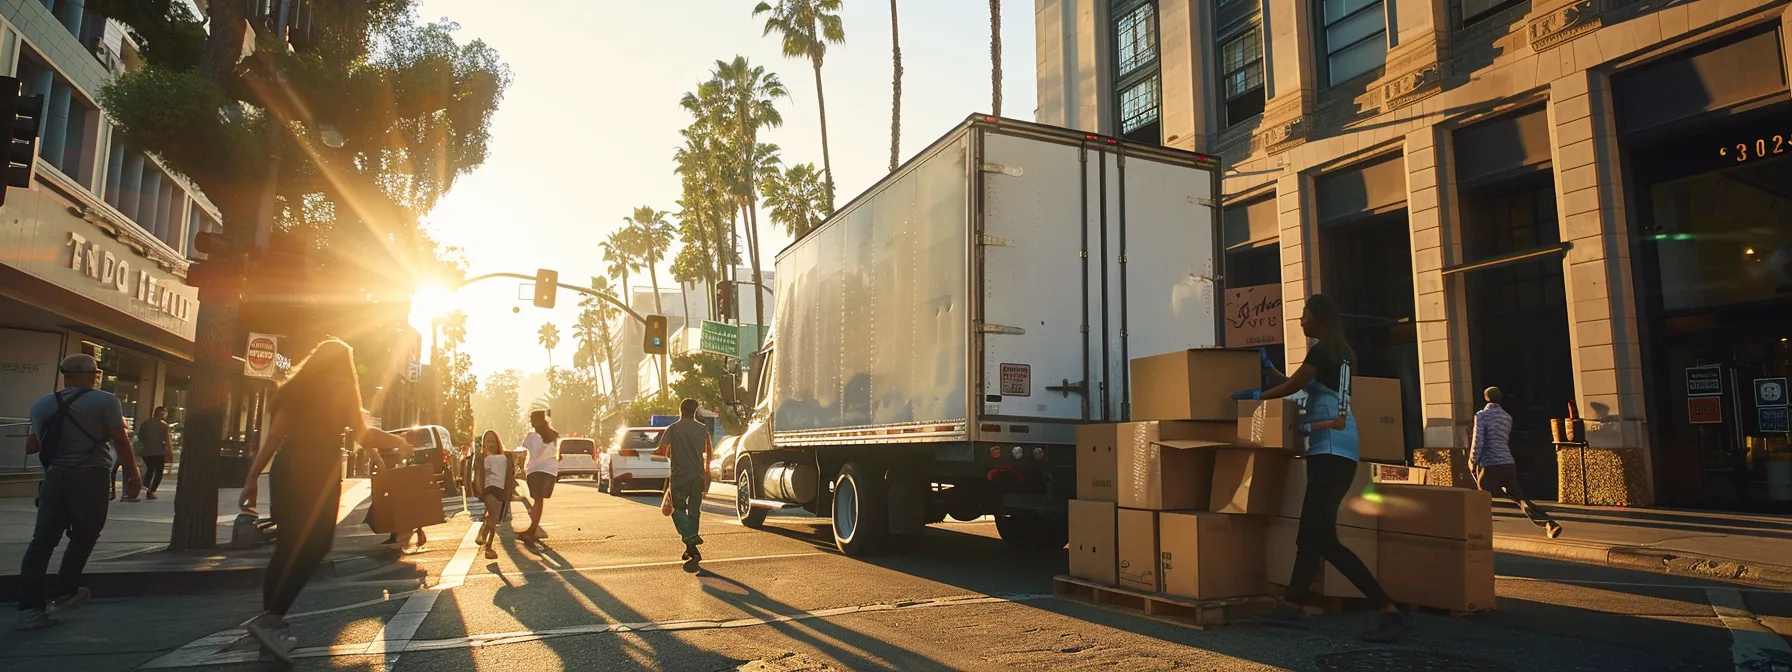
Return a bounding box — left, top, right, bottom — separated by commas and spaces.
1493, 534, 1792, 588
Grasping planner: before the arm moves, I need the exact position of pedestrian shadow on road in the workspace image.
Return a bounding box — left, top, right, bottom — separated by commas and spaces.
693, 568, 939, 671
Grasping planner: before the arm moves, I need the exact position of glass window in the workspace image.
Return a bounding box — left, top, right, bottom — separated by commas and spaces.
1320, 0, 1388, 86
1648, 153, 1792, 312
1115, 4, 1157, 75
1219, 27, 1266, 126
1119, 77, 1161, 133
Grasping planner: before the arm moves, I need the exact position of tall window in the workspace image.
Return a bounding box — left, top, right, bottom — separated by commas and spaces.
1320, 0, 1388, 86
1113, 1, 1161, 143
1218, 26, 1266, 127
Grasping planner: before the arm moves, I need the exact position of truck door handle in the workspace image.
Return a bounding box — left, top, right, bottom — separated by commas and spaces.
1045, 379, 1087, 398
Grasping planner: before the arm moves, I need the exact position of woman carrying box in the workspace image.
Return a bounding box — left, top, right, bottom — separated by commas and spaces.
1233, 293, 1414, 644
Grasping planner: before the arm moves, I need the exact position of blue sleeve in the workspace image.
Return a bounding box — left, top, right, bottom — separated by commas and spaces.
1469, 411, 1485, 465
101, 395, 126, 430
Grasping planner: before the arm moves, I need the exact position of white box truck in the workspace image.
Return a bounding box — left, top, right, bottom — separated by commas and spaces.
728, 116, 1224, 555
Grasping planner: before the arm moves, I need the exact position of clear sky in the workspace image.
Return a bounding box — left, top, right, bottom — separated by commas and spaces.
410, 0, 1037, 381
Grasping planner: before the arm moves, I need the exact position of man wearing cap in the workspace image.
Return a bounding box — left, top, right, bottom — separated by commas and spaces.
16, 354, 141, 630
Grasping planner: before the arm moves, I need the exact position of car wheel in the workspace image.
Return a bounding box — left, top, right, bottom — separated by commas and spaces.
735, 456, 767, 529
831, 462, 889, 557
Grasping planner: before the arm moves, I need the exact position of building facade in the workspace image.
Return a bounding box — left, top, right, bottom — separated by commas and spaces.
1037, 0, 1792, 509
0, 1, 223, 476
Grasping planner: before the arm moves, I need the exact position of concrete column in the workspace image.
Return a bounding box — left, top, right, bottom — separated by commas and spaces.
1263, 0, 1319, 104
119, 153, 144, 221
157, 178, 177, 244
1032, 0, 1109, 133
1158, 0, 1213, 152
1547, 70, 1652, 506
103, 131, 124, 205
1403, 126, 1473, 485
41, 81, 71, 172
1386, 0, 1446, 50
55, 0, 85, 37
1276, 172, 1310, 365
139, 169, 163, 236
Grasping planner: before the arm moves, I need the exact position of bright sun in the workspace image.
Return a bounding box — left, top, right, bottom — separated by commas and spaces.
407, 285, 458, 339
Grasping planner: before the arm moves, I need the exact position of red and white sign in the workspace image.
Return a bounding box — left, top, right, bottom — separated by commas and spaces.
1000, 363, 1031, 397
244, 333, 280, 379
1688, 396, 1723, 424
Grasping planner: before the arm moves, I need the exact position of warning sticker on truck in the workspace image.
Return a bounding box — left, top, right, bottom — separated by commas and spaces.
1000, 363, 1031, 397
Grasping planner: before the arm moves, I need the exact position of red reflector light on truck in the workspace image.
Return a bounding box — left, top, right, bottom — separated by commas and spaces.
988, 446, 1003, 460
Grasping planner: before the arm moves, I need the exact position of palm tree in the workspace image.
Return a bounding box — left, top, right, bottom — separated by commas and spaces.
572, 308, 603, 376
582, 276, 623, 399
601, 230, 636, 311
889, 0, 903, 172
537, 322, 561, 370
689, 58, 786, 329
990, 0, 1002, 117
441, 310, 468, 353
761, 163, 829, 239
753, 0, 844, 210
627, 206, 675, 398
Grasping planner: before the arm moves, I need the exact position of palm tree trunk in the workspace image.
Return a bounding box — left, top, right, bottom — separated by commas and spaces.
890, 0, 903, 173
811, 58, 836, 211
743, 202, 766, 333
990, 0, 1003, 117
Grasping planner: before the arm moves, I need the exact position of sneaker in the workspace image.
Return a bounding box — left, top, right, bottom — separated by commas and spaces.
1546, 521, 1564, 539
15, 610, 58, 631
47, 588, 90, 616
1252, 605, 1311, 630
146, 492, 158, 500
245, 621, 297, 664
1360, 611, 1416, 643
121, 494, 140, 502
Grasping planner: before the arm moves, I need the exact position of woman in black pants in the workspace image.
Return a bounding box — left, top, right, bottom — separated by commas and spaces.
1236, 294, 1414, 643
237, 340, 410, 662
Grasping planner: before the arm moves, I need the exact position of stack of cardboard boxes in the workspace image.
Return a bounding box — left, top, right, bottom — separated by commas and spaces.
1066, 349, 1497, 614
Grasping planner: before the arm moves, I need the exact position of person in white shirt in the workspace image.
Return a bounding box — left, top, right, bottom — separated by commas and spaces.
519, 410, 560, 541
474, 430, 512, 560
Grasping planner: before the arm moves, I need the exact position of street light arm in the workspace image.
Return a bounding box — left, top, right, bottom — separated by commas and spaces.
454, 272, 650, 326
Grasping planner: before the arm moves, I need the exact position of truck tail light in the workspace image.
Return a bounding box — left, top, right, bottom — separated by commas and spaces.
1031, 447, 1046, 461
618, 449, 639, 457
988, 446, 1003, 460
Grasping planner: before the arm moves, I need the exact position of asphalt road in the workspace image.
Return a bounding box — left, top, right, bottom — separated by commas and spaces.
4, 478, 1790, 672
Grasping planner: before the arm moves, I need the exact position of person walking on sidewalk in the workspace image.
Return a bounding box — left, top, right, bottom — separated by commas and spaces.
236, 339, 410, 663
475, 430, 513, 560
137, 406, 173, 500
658, 399, 713, 572
1473, 386, 1564, 539
519, 410, 560, 542
1234, 295, 1414, 643
16, 354, 142, 631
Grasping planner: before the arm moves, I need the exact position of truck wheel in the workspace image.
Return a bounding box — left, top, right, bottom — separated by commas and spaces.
996, 511, 1070, 550
832, 462, 889, 556
735, 457, 768, 529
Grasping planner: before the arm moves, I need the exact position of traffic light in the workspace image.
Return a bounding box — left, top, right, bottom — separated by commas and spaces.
0, 76, 45, 206
643, 314, 668, 354
186, 231, 248, 301
533, 268, 558, 309
716, 280, 734, 321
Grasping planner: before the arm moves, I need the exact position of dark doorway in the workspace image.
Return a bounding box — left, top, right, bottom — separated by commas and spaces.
1320, 209, 1422, 455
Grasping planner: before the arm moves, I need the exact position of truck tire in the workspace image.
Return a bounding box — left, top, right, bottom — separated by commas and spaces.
832, 462, 889, 556
996, 511, 1070, 550
734, 456, 768, 529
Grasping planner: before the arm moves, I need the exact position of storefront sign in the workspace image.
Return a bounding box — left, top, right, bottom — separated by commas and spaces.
1225, 284, 1284, 348
1761, 407, 1790, 434
243, 333, 280, 379
66, 233, 194, 323
1688, 396, 1723, 424
1755, 378, 1787, 407
1686, 365, 1723, 397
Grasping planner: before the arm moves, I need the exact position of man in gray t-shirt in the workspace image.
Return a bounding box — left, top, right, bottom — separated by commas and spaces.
659, 399, 713, 570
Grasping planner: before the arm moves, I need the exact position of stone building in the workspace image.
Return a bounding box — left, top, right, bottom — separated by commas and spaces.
1036, 0, 1792, 509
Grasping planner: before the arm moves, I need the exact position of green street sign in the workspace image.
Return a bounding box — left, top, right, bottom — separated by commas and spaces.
700, 321, 739, 357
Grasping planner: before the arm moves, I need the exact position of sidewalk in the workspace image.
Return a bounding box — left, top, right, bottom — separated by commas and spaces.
0, 476, 401, 599
1492, 500, 1792, 587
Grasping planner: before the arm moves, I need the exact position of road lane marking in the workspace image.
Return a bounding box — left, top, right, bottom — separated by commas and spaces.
466, 551, 829, 580
363, 521, 484, 666
1705, 587, 1792, 672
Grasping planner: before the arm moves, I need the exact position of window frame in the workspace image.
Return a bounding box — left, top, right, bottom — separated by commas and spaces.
1112, 0, 1163, 142
1316, 0, 1390, 87
1215, 21, 1267, 128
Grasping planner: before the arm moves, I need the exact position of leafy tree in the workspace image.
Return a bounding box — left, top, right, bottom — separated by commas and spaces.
544, 367, 606, 439
623, 396, 680, 427
447, 352, 478, 446
98, 1, 510, 549
670, 354, 747, 434
761, 163, 829, 239
754, 0, 844, 209
473, 370, 526, 445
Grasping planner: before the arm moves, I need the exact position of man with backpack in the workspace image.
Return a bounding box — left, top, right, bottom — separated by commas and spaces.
16, 354, 141, 630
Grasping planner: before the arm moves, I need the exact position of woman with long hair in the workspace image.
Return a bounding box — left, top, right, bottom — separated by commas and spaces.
237, 339, 411, 662
519, 410, 559, 541
474, 429, 511, 559
1236, 294, 1414, 643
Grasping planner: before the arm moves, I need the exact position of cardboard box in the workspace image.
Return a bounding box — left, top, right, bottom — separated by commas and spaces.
1354, 376, 1405, 463
1117, 508, 1161, 592
1117, 422, 1233, 510
1076, 424, 1122, 502
1158, 512, 1268, 599
1369, 463, 1429, 484
1236, 400, 1303, 449
369, 465, 445, 534
1068, 500, 1118, 585
1266, 517, 1379, 598
1278, 459, 1379, 530
1210, 449, 1289, 515
1374, 484, 1493, 542
1378, 530, 1496, 612
1130, 349, 1262, 421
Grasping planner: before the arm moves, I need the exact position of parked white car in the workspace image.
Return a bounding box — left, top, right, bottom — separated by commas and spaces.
556, 437, 600, 480
600, 426, 670, 495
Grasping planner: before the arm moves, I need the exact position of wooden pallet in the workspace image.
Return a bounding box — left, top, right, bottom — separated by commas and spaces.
1051, 575, 1278, 629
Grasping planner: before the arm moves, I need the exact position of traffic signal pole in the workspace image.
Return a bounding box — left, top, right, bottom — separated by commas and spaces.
455, 271, 652, 326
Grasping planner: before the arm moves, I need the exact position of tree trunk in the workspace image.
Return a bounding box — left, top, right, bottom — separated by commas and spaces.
890, 0, 903, 173
743, 203, 765, 333
200, 0, 248, 84
169, 295, 239, 551
811, 58, 835, 212
990, 0, 1003, 117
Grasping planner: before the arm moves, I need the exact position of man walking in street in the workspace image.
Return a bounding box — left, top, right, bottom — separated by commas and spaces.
17, 354, 142, 630
137, 407, 173, 500
1473, 387, 1564, 539
659, 399, 713, 573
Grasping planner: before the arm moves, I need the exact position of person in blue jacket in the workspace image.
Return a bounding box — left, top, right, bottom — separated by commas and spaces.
1233, 293, 1414, 643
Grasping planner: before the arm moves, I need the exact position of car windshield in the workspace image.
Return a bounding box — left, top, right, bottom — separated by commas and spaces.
620, 429, 663, 450
392, 428, 434, 447
560, 438, 596, 455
